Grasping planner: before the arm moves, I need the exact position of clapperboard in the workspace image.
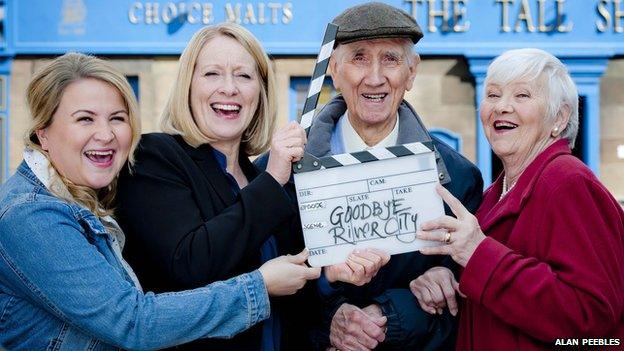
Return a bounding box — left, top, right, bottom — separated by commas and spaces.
293, 24, 445, 267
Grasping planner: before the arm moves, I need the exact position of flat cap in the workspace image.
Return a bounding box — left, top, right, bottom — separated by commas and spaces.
332, 2, 423, 45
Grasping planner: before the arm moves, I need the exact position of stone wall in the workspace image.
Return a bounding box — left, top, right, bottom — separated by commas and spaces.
600, 57, 624, 201
405, 57, 477, 162
7, 55, 622, 201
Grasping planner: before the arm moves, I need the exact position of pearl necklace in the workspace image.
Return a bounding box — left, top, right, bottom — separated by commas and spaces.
499, 176, 517, 201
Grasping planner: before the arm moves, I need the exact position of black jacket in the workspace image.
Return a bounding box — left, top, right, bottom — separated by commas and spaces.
116, 133, 315, 350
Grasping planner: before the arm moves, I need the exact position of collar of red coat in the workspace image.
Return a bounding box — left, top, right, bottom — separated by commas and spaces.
478, 139, 571, 232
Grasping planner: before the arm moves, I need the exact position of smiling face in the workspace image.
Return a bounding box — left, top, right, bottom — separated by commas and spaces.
480, 77, 556, 168
330, 38, 417, 130
35, 78, 132, 190
190, 35, 261, 147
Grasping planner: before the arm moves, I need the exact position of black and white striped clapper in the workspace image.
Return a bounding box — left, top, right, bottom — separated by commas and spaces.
298, 23, 338, 131
312, 142, 435, 170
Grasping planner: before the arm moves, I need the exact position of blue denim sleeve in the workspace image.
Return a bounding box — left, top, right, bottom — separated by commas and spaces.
0, 201, 270, 350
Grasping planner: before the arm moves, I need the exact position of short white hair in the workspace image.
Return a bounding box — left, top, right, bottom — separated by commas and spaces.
485, 48, 579, 148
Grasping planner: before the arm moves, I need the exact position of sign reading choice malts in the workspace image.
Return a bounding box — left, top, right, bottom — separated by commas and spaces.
294, 144, 444, 267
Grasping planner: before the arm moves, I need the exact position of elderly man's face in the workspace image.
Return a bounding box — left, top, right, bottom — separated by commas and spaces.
330, 39, 417, 128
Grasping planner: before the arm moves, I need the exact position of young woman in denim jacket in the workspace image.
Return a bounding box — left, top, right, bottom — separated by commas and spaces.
0, 52, 320, 351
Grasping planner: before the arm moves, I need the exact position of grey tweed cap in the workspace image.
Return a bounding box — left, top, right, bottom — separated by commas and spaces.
332, 2, 423, 45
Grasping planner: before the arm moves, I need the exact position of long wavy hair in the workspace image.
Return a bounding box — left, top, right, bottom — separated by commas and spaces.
25, 52, 141, 217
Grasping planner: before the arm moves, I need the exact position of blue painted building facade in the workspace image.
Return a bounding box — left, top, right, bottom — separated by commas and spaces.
1, 0, 623, 193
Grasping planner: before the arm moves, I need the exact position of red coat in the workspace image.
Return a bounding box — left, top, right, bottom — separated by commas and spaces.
457, 140, 624, 351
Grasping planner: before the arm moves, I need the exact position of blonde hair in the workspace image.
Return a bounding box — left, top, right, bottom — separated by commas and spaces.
161, 23, 276, 156
25, 52, 141, 216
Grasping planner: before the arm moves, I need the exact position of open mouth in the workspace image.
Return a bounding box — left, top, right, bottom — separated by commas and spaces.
211, 103, 241, 119
493, 120, 518, 132
84, 150, 115, 167
361, 93, 388, 102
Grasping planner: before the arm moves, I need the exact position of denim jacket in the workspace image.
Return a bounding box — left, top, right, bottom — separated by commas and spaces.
0, 161, 270, 351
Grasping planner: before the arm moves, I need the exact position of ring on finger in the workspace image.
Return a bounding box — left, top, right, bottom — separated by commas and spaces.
444, 232, 452, 243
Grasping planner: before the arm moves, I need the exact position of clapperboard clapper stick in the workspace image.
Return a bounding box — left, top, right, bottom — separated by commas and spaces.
292, 23, 338, 174
292, 24, 446, 267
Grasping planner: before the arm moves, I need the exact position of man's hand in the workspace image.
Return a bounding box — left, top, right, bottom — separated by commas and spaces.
325, 249, 390, 286
409, 266, 460, 316
362, 304, 384, 320
330, 303, 386, 351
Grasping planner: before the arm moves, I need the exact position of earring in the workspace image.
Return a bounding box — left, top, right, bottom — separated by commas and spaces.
551, 127, 559, 137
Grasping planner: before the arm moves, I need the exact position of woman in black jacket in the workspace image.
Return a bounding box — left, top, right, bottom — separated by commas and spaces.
115, 23, 385, 350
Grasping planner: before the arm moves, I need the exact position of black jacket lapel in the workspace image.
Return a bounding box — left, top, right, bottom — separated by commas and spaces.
173, 135, 236, 207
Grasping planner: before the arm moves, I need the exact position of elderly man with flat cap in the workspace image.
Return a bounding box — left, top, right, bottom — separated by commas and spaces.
304, 3, 484, 351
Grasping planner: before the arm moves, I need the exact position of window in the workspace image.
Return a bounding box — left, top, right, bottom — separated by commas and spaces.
430, 128, 462, 153
289, 76, 337, 122
571, 96, 585, 161
126, 75, 139, 100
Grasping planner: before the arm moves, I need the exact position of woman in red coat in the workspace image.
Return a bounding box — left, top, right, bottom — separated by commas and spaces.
412, 48, 623, 350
